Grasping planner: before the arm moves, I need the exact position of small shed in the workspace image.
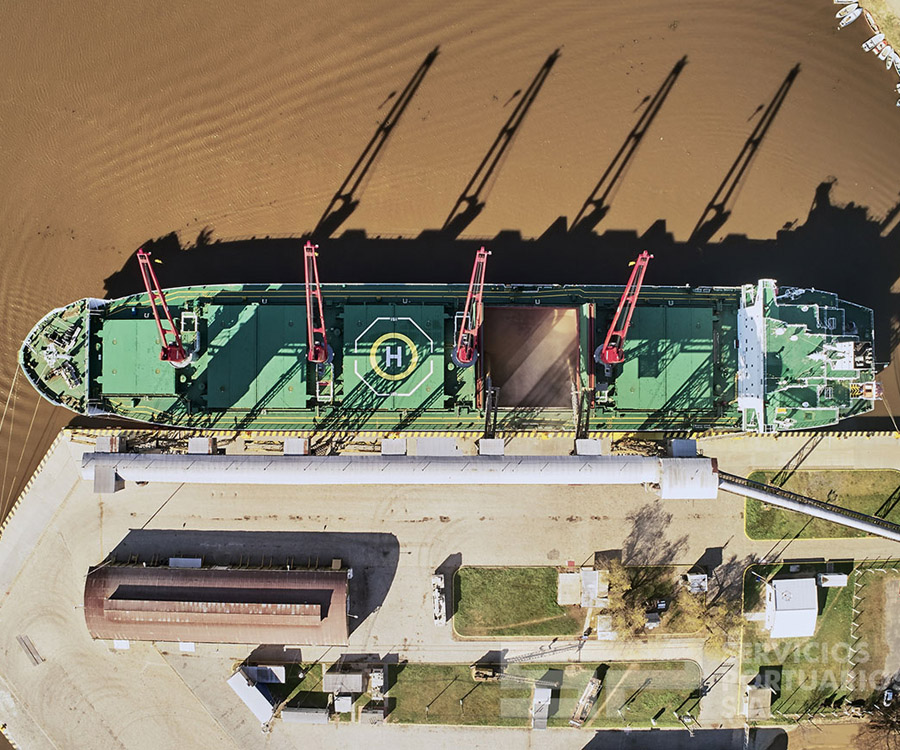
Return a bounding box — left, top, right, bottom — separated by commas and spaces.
281, 706, 330, 724
227, 671, 275, 723
765, 578, 818, 638
557, 572, 581, 606
369, 666, 385, 700
531, 686, 552, 730
685, 573, 709, 594
334, 695, 353, 714
322, 670, 367, 695
817, 573, 848, 588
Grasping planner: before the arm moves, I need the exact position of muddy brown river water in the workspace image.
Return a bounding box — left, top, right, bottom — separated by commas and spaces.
1, 0, 898, 535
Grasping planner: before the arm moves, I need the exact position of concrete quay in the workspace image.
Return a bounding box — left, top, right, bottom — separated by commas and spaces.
0, 431, 897, 749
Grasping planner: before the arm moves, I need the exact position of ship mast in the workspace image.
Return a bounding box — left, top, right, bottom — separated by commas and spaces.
452, 246, 490, 368
596, 251, 653, 366
303, 241, 332, 364
136, 249, 188, 366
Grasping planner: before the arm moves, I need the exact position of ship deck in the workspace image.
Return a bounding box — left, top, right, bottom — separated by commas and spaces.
85, 283, 744, 432
19, 280, 877, 434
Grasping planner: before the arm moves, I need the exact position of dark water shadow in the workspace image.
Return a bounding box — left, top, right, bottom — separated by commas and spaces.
690, 64, 801, 244
104, 529, 399, 633
313, 47, 440, 240
442, 48, 561, 238
572, 55, 688, 236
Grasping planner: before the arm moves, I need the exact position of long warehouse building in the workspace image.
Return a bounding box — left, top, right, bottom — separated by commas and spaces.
84, 566, 349, 646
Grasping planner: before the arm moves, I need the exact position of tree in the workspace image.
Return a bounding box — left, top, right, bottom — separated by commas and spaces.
661, 585, 742, 651
607, 559, 648, 635
857, 700, 900, 750
703, 599, 742, 652
663, 587, 706, 633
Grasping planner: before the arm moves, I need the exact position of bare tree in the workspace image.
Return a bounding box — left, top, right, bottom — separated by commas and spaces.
858, 702, 900, 750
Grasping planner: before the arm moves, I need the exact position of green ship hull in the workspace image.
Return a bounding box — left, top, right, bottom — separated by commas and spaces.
19, 279, 878, 434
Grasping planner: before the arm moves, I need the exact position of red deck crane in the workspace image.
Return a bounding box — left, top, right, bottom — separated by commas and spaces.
452, 246, 490, 368
136, 248, 188, 365
303, 240, 332, 364
596, 251, 653, 366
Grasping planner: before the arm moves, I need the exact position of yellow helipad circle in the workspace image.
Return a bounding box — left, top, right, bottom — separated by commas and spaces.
370, 332, 419, 381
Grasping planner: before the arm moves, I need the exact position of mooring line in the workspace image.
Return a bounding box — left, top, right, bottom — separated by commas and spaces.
0, 370, 21, 508
0, 368, 19, 439
1, 394, 41, 518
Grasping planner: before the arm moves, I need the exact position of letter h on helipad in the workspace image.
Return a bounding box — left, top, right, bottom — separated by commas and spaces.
385, 345, 404, 368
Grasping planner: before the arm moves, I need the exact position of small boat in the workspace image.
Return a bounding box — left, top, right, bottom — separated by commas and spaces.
836, 3, 858, 18
887, 52, 897, 70
839, 8, 862, 27
834, 0, 856, 4
879, 44, 893, 61
863, 32, 886, 51
864, 9, 880, 32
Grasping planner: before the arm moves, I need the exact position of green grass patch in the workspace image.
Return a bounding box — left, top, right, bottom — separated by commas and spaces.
275, 663, 331, 710
386, 663, 530, 726
386, 661, 701, 727
589, 661, 701, 727
741, 563, 857, 716
454, 567, 583, 637
744, 470, 900, 540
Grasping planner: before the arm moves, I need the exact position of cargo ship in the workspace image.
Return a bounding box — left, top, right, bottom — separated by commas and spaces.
18, 246, 880, 435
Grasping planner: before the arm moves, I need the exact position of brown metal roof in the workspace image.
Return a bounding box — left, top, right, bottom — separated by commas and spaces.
84, 566, 348, 645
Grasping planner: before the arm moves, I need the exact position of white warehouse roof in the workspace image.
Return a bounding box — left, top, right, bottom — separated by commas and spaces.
765, 578, 818, 639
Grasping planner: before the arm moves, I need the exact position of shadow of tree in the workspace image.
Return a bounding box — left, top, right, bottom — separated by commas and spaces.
709, 552, 757, 606
621, 499, 688, 567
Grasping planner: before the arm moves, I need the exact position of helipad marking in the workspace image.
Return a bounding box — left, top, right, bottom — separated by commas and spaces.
354, 316, 434, 353
353, 360, 435, 398
370, 332, 419, 381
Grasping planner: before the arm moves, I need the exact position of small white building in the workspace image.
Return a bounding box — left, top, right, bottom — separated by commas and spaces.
531, 686, 552, 730
227, 670, 276, 723
764, 578, 818, 638
580, 568, 609, 608
557, 572, 581, 606
557, 568, 609, 608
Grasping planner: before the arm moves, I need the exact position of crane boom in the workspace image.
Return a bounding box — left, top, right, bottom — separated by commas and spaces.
597, 251, 653, 365
303, 240, 332, 364
452, 246, 490, 368
136, 249, 188, 365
